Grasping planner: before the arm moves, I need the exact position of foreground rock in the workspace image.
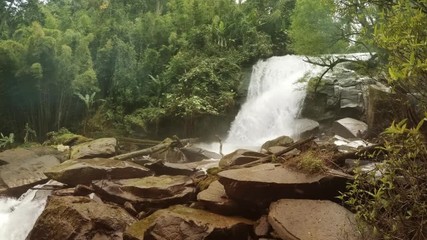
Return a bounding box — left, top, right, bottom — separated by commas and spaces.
197, 180, 241, 215
0, 148, 39, 164
180, 147, 222, 162
0, 155, 60, 196
70, 137, 117, 159
45, 158, 152, 186
219, 149, 266, 168
92, 175, 195, 211
125, 205, 253, 240
219, 163, 351, 209
268, 199, 361, 240
27, 196, 135, 240
261, 135, 294, 150
333, 117, 368, 138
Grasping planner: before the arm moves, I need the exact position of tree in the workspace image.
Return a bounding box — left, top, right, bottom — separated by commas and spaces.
289, 0, 348, 55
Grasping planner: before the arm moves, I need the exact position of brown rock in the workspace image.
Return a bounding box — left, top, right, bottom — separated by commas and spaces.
261, 135, 294, 150
124, 205, 253, 240
92, 175, 195, 210
27, 196, 135, 240
268, 199, 361, 240
197, 180, 240, 215
70, 138, 117, 159
45, 158, 153, 186
254, 215, 270, 237
218, 163, 352, 209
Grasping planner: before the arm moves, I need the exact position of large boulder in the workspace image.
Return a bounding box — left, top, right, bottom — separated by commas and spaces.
0, 155, 60, 196
92, 175, 195, 210
218, 163, 352, 209
45, 158, 153, 186
27, 196, 135, 240
268, 199, 361, 240
197, 180, 241, 215
125, 205, 253, 240
293, 118, 320, 139
219, 149, 266, 168
70, 137, 117, 159
261, 135, 294, 150
333, 117, 368, 138
0, 148, 39, 164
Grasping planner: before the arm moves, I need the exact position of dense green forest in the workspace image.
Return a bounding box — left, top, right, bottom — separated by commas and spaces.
1, 0, 426, 142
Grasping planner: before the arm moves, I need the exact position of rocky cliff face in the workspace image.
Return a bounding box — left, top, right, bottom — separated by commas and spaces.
301, 65, 376, 123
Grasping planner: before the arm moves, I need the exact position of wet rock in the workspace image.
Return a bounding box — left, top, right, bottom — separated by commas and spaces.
197, 180, 240, 215
261, 136, 294, 150
218, 163, 352, 209
294, 119, 320, 139
219, 149, 266, 168
0, 155, 60, 196
92, 175, 195, 210
180, 147, 222, 162
268, 199, 361, 240
0, 148, 39, 164
45, 158, 153, 186
27, 196, 135, 240
125, 205, 253, 240
145, 159, 217, 176
333, 118, 368, 138
70, 137, 117, 159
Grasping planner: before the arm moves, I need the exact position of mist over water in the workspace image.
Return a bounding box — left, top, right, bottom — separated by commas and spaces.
223, 55, 323, 150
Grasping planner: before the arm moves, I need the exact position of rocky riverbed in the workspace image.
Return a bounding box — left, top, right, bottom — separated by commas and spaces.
0, 119, 375, 240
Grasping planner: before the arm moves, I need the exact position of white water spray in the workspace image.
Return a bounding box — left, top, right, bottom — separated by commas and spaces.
0, 183, 55, 240
223, 55, 324, 150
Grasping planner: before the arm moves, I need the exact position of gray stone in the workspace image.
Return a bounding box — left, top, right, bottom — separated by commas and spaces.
268, 199, 361, 240
180, 147, 222, 162
333, 118, 368, 138
294, 119, 320, 138
0, 155, 60, 196
125, 205, 253, 240
261, 135, 294, 150
219, 149, 266, 169
70, 137, 117, 159
45, 158, 153, 186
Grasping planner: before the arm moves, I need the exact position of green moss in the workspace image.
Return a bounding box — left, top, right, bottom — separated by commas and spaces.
44, 128, 90, 145
296, 151, 326, 174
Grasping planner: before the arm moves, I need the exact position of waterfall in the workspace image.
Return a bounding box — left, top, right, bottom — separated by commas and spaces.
0, 183, 56, 240
224, 55, 323, 149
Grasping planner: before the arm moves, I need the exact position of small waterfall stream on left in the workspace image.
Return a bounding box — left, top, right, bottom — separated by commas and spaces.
0, 183, 55, 240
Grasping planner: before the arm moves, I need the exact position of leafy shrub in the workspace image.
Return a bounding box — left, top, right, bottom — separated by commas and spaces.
0, 133, 14, 149
296, 151, 326, 174
341, 118, 427, 239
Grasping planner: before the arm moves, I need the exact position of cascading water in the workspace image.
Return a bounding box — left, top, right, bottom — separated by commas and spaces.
224, 55, 324, 150
0, 183, 55, 240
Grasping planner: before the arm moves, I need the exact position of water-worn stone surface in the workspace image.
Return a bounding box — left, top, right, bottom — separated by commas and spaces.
333, 117, 368, 138
197, 180, 240, 215
124, 205, 253, 240
92, 175, 195, 210
218, 163, 352, 209
268, 199, 361, 240
27, 196, 135, 240
219, 149, 266, 168
45, 158, 153, 186
261, 135, 294, 150
70, 137, 117, 159
180, 147, 222, 161
0, 155, 60, 196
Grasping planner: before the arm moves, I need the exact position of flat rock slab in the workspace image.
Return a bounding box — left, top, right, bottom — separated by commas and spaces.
70, 137, 117, 159
268, 199, 361, 240
92, 175, 195, 210
333, 118, 368, 138
125, 205, 253, 240
0, 148, 39, 164
0, 155, 60, 195
45, 158, 153, 186
197, 180, 240, 215
27, 196, 135, 240
218, 163, 351, 208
